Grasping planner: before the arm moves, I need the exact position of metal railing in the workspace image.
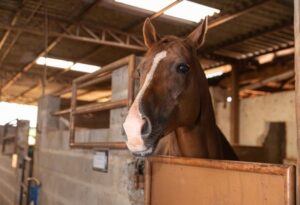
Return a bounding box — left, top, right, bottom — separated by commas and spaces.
53, 55, 136, 149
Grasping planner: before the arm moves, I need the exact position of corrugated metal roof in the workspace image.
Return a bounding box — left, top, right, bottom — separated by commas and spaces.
0, 0, 295, 103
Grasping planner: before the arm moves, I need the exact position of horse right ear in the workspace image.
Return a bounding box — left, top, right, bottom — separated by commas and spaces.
185, 17, 208, 49
143, 18, 160, 48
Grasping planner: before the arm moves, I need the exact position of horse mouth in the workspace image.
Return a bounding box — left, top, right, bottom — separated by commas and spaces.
132, 147, 154, 157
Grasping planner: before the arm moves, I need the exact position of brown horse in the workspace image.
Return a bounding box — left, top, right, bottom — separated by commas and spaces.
123, 17, 238, 160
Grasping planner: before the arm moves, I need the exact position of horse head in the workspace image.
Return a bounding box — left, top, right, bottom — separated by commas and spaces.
123, 17, 210, 156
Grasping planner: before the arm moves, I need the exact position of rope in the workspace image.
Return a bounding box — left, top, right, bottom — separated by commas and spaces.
42, 0, 48, 96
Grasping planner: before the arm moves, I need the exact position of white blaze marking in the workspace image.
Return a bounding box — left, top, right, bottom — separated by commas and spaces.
123, 50, 167, 153
135, 50, 167, 105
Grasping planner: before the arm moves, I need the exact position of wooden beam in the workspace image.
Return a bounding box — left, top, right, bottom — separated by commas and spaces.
230, 64, 240, 144
294, 0, 300, 204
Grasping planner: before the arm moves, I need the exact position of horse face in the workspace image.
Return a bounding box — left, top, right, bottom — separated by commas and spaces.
123, 18, 208, 156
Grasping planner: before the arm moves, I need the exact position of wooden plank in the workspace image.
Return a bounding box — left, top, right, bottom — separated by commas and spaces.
294, 0, 300, 204
145, 156, 295, 205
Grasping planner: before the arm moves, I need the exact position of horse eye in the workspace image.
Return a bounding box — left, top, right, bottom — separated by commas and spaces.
176, 63, 190, 74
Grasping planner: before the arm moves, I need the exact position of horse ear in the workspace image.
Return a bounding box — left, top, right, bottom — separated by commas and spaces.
143, 18, 160, 48
186, 17, 208, 49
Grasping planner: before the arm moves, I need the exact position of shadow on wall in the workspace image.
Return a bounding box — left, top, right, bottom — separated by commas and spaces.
233, 122, 286, 163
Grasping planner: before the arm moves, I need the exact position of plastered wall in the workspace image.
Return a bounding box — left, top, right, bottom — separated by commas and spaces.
215, 90, 297, 159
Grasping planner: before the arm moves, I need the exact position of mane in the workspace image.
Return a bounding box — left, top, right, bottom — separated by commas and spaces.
146, 35, 192, 56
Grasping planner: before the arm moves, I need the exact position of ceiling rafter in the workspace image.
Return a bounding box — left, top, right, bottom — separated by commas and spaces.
0, 1, 42, 67
0, 22, 147, 51
204, 19, 293, 58
43, 0, 275, 99
0, 2, 23, 50
47, 0, 182, 97
0, 0, 103, 93
0, 0, 291, 103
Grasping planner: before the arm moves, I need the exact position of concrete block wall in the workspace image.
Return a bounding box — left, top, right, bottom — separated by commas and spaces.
0, 120, 30, 205
214, 90, 297, 159
109, 65, 130, 141
34, 60, 143, 205
35, 128, 142, 205
0, 152, 19, 205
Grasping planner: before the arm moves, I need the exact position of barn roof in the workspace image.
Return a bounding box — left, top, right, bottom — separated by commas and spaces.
0, 0, 294, 104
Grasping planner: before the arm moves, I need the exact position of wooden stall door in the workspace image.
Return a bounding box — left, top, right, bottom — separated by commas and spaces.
145, 156, 295, 205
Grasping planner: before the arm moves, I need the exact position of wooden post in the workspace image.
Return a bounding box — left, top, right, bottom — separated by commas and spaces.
230, 64, 239, 144
294, 0, 300, 204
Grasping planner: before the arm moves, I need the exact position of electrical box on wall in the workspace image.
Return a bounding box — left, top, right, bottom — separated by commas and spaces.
93, 150, 109, 172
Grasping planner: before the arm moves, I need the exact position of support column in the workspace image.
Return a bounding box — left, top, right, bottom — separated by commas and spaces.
294, 0, 300, 204
230, 63, 240, 144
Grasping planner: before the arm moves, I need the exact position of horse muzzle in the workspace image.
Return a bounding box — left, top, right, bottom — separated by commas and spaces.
123, 112, 154, 156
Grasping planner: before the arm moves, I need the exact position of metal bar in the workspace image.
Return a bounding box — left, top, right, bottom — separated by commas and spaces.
53, 99, 127, 116
122, 0, 182, 31
241, 70, 295, 91
0, 5, 22, 50
127, 55, 136, 106
69, 142, 126, 149
230, 64, 240, 144
52, 55, 135, 96
106, 30, 124, 43
74, 55, 133, 83
208, 0, 272, 29
73, 99, 127, 114
69, 82, 77, 145
57, 0, 181, 84
295, 1, 300, 204
51, 55, 134, 105
52, 86, 72, 96
0, 24, 147, 51
149, 0, 182, 20
81, 25, 100, 40
60, 55, 136, 150
205, 21, 293, 54
0, 0, 102, 93
78, 73, 111, 89
0, 1, 42, 67
44, 72, 111, 97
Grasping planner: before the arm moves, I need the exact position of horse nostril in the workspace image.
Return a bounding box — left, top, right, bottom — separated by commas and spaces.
141, 115, 152, 138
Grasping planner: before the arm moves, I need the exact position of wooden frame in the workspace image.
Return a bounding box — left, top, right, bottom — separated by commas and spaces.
145, 156, 295, 205
53, 55, 136, 149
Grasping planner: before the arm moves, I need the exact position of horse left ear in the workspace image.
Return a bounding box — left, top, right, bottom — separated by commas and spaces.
143, 18, 160, 48
185, 17, 208, 49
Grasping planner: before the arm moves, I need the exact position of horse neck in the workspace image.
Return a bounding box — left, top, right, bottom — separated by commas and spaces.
175, 87, 222, 158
